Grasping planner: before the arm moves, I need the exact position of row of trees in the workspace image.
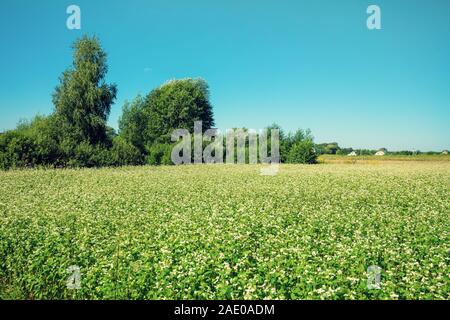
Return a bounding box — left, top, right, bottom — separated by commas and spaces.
315, 143, 443, 156
314, 143, 386, 155
0, 35, 317, 170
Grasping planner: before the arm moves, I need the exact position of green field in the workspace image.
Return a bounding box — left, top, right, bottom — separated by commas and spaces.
0, 161, 449, 299
319, 154, 450, 163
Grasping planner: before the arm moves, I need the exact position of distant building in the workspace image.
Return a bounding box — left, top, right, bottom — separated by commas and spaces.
348, 151, 357, 157
375, 150, 386, 156
442, 150, 449, 155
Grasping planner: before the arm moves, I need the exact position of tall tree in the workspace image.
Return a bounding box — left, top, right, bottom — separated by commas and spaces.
52, 35, 117, 145
118, 95, 147, 153
143, 78, 215, 144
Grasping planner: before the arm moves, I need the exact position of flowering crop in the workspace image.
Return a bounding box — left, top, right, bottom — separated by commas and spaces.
0, 162, 448, 299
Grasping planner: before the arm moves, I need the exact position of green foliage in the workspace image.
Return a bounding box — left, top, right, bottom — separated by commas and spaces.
110, 136, 143, 166
64, 137, 142, 168
0, 34, 324, 169
357, 149, 376, 156
118, 95, 147, 153
145, 143, 173, 166
0, 116, 63, 169
0, 35, 134, 169
391, 151, 415, 155
0, 34, 444, 170
315, 142, 340, 155
337, 148, 353, 155
280, 128, 317, 164
287, 139, 317, 164
118, 78, 215, 163
0, 131, 37, 169
0, 163, 448, 299
52, 35, 117, 145
143, 78, 215, 144
264, 124, 318, 164
68, 142, 106, 168
0, 116, 143, 169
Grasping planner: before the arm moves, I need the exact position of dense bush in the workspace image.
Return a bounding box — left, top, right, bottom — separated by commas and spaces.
110, 137, 143, 166
0, 116, 63, 169
315, 142, 340, 155
0, 131, 37, 169
65, 142, 106, 168
0, 116, 319, 168
0, 118, 143, 170
287, 139, 317, 164
145, 143, 173, 166
282, 128, 318, 164
118, 95, 147, 153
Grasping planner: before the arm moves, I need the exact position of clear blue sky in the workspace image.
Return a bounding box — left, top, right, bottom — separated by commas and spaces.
0, 0, 449, 151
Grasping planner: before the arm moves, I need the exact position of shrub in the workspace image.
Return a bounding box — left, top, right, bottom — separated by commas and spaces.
109, 137, 143, 166
68, 142, 101, 168
146, 143, 173, 166
0, 116, 67, 169
0, 132, 35, 169
287, 140, 317, 164
118, 96, 147, 153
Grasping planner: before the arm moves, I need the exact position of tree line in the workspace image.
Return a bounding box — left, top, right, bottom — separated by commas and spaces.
0, 35, 318, 170
315, 143, 445, 156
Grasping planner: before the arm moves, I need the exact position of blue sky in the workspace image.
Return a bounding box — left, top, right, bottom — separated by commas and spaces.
0, 0, 449, 151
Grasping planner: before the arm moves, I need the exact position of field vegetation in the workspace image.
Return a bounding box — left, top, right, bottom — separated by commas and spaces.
319, 154, 450, 163
1, 161, 448, 299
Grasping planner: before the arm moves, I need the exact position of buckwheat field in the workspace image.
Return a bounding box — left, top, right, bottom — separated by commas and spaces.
0, 162, 449, 299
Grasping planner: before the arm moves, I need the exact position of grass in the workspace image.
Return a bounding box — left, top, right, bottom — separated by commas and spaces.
319, 154, 450, 163
0, 161, 449, 299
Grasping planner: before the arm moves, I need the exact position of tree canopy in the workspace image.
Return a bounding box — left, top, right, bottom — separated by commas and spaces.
118, 78, 216, 161
52, 35, 117, 145
143, 78, 215, 143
